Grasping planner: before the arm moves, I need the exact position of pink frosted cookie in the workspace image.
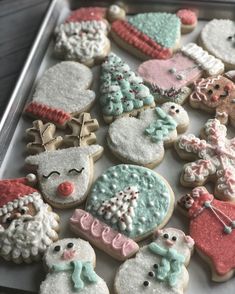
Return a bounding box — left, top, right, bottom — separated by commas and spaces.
138, 43, 224, 105
179, 187, 235, 282
176, 9, 197, 33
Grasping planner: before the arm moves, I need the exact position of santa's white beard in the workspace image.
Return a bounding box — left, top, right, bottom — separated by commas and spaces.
0, 203, 58, 260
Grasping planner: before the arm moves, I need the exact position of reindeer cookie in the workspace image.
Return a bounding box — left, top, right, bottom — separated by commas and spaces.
178, 187, 235, 281
24, 62, 95, 127
107, 102, 189, 168
175, 118, 235, 201
114, 228, 194, 294
40, 238, 109, 294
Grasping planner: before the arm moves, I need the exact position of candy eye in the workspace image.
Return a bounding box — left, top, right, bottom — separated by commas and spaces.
67, 242, 74, 249
227, 36, 233, 40
207, 89, 213, 95
53, 245, 61, 252
171, 105, 175, 109
214, 84, 220, 90
172, 236, 177, 241
163, 233, 169, 239
176, 109, 180, 113
20, 206, 29, 215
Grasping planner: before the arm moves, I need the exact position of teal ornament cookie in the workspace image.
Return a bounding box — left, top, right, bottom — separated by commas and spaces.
86, 165, 175, 241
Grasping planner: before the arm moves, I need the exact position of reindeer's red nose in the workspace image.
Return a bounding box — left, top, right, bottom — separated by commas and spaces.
57, 181, 74, 197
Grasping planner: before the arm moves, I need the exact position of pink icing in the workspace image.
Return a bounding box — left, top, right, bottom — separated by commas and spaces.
57, 181, 74, 197
66, 7, 107, 22
176, 9, 197, 25
70, 209, 139, 261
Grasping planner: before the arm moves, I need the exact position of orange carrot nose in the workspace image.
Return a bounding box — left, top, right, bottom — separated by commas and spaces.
57, 181, 74, 197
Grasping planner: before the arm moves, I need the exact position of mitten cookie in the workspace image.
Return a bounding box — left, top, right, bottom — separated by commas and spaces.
85, 164, 175, 242
138, 43, 224, 104
24, 62, 95, 127
100, 53, 155, 123
40, 238, 109, 294
107, 102, 189, 168
178, 187, 235, 281
0, 176, 59, 263
114, 228, 194, 294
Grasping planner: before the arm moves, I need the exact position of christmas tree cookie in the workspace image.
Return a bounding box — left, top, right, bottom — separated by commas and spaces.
100, 53, 155, 123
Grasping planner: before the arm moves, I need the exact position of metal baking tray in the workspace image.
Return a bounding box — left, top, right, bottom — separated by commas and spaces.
0, 0, 235, 293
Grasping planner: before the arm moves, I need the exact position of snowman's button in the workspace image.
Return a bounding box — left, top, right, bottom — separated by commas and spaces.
148, 271, 155, 277
143, 281, 149, 287
153, 264, 158, 269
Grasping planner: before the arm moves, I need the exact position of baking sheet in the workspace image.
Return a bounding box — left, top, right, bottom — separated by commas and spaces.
0, 0, 235, 293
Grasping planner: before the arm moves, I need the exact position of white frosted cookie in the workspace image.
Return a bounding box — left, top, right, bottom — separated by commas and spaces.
200, 19, 235, 69
107, 102, 189, 168
40, 238, 109, 294
114, 228, 194, 294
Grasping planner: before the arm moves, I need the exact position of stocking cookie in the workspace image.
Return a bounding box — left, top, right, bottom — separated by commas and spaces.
85, 164, 175, 241
100, 53, 155, 123
24, 62, 95, 127
0, 176, 60, 263
40, 238, 109, 294
107, 102, 189, 168
178, 187, 235, 281
114, 228, 194, 294
175, 118, 235, 201
138, 43, 224, 104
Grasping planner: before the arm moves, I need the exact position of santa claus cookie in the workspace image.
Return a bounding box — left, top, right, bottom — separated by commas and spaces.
0, 176, 60, 263
175, 118, 235, 201
114, 228, 194, 294
40, 238, 109, 294
138, 43, 224, 105
100, 53, 155, 123
107, 102, 189, 168
178, 187, 235, 282
85, 164, 175, 242
200, 19, 235, 70
24, 62, 95, 127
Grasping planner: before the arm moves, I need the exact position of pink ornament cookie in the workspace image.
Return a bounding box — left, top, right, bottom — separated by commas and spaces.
176, 9, 197, 33
179, 187, 235, 281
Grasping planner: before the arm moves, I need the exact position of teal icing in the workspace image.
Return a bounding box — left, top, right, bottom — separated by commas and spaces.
123, 100, 134, 112
86, 164, 173, 239
145, 107, 177, 142
144, 96, 154, 105
134, 99, 144, 108
128, 12, 181, 48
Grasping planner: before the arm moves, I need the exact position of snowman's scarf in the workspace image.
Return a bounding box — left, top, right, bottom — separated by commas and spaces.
148, 242, 185, 287
145, 107, 177, 143
51, 260, 98, 291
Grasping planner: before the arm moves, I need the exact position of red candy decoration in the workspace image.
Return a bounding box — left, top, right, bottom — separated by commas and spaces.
57, 181, 74, 197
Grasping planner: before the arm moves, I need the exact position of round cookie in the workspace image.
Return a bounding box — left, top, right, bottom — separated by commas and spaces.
86, 164, 175, 241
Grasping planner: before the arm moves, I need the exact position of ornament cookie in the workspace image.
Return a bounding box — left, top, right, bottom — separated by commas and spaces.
0, 177, 59, 263
178, 187, 235, 281
107, 102, 189, 168
86, 164, 175, 241
176, 9, 197, 34
54, 7, 110, 66
114, 228, 194, 293
100, 53, 155, 123
138, 43, 224, 104
40, 238, 109, 294
24, 62, 95, 127
200, 19, 235, 69
175, 118, 235, 201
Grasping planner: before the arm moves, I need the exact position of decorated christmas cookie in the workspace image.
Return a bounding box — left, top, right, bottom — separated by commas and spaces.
200, 19, 235, 69
138, 43, 224, 104
0, 176, 60, 263
85, 165, 175, 241
175, 119, 235, 201
24, 62, 95, 127
178, 187, 235, 281
100, 53, 155, 123
114, 228, 194, 293
40, 238, 109, 294
107, 102, 189, 168
54, 7, 110, 66
176, 9, 198, 33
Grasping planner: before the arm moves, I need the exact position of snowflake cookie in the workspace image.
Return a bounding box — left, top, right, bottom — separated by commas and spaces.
114, 228, 194, 294
179, 187, 235, 281
85, 164, 175, 241
107, 102, 189, 168
40, 238, 109, 294
175, 118, 235, 201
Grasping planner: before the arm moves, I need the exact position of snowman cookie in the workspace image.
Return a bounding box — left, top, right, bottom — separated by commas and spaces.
86, 164, 175, 241
40, 238, 109, 294
24, 62, 95, 127
107, 102, 189, 168
114, 228, 194, 294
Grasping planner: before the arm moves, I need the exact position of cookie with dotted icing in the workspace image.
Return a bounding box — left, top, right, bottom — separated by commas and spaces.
40, 238, 109, 294
178, 187, 235, 282
86, 164, 175, 241
107, 102, 189, 168
114, 228, 194, 293
100, 53, 155, 123
200, 19, 235, 70
24, 62, 95, 127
